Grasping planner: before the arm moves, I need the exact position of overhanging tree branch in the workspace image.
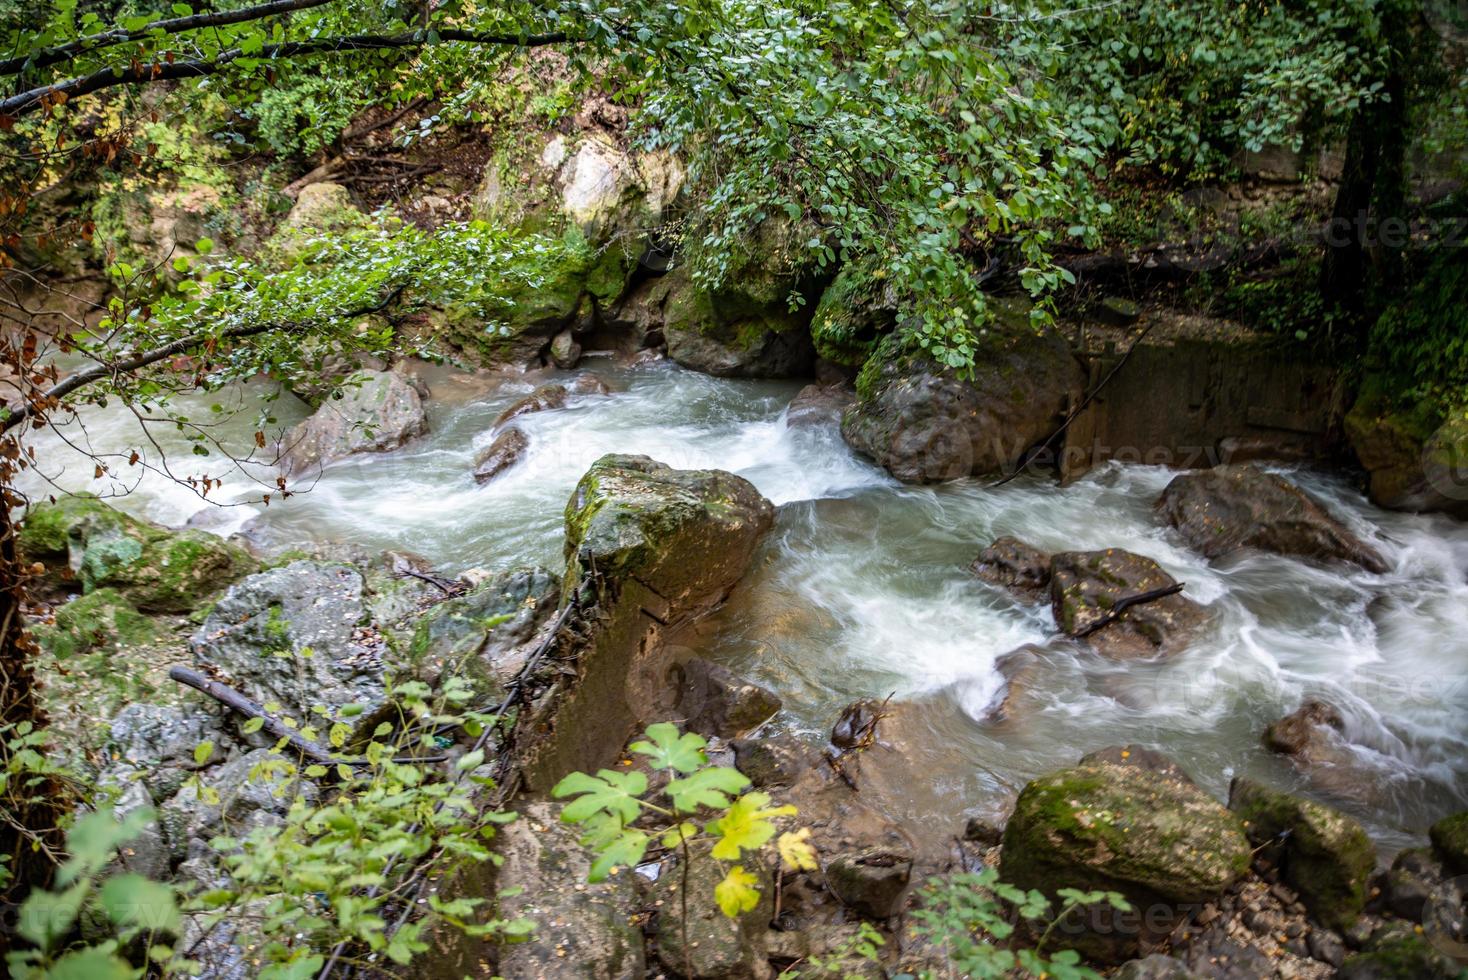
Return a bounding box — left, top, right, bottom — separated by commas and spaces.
3, 286, 406, 434
0, 0, 339, 77
1, 29, 574, 119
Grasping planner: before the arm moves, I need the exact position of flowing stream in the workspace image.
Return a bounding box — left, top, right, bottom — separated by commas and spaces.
26, 357, 1468, 852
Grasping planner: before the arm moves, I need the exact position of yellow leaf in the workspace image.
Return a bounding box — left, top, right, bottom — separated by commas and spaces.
777, 828, 818, 872
714, 865, 761, 918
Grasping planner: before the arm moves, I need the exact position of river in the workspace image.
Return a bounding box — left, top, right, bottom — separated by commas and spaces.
24, 356, 1468, 852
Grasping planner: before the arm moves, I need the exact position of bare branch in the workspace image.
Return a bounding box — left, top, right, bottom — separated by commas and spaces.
1, 29, 574, 119
0, 0, 339, 77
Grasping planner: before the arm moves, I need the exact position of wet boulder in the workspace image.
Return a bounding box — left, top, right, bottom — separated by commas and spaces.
19, 493, 255, 613
190, 561, 389, 739
472, 426, 529, 484
785, 383, 855, 429
1429, 810, 1468, 874
495, 802, 645, 979
731, 735, 821, 788
563, 454, 774, 609
1079, 744, 1196, 785
672, 657, 782, 739
1263, 700, 1383, 804
1338, 929, 1462, 980
1049, 549, 1206, 658
519, 455, 774, 788
279, 369, 427, 477
1345, 390, 1468, 519
1227, 777, 1375, 930
1001, 759, 1250, 961
550, 329, 582, 369
841, 329, 1082, 483
979, 645, 1046, 728
1156, 464, 1388, 572
970, 535, 1051, 600
493, 374, 610, 429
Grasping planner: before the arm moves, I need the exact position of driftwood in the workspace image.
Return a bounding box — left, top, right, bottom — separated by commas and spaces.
169, 666, 338, 764
1075, 582, 1186, 637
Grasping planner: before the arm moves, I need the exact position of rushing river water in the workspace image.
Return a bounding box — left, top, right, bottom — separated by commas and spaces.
25, 357, 1468, 852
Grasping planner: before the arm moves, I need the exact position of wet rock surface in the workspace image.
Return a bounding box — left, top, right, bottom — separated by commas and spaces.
970, 535, 1052, 599
841, 329, 1082, 483
1157, 464, 1388, 572
1227, 777, 1376, 930
190, 560, 389, 739
672, 656, 782, 739
1050, 548, 1208, 658
471, 425, 529, 483
280, 368, 428, 476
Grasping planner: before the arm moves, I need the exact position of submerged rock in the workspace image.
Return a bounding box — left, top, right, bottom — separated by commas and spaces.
841, 329, 1082, 483
190, 561, 388, 739
279, 369, 427, 477
1001, 758, 1250, 961
1156, 464, 1388, 572
472, 426, 529, 484
1049, 549, 1206, 658
495, 802, 645, 979
970, 535, 1051, 600
1262, 699, 1387, 806
19, 493, 254, 613
672, 657, 782, 738
1227, 777, 1375, 930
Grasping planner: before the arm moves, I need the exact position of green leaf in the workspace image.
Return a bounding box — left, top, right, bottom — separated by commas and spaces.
707, 793, 796, 861
714, 865, 762, 917
552, 769, 647, 825
628, 723, 707, 773
585, 827, 650, 882
98, 873, 180, 934
241, 717, 265, 735
45, 945, 138, 980
664, 766, 750, 813
193, 740, 214, 765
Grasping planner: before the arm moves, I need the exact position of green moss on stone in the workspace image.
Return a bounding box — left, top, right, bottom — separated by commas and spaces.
1429, 811, 1468, 874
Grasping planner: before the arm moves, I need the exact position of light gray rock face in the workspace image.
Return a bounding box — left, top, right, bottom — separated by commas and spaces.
160, 748, 320, 862
190, 561, 389, 738
279, 369, 427, 476
495, 802, 645, 979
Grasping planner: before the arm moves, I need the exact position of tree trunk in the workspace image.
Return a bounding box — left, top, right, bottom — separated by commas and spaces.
0, 490, 63, 928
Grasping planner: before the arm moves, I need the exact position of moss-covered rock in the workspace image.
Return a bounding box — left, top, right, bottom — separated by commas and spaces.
1227, 777, 1375, 931
661, 260, 819, 379
1049, 548, 1208, 659
1338, 931, 1462, 980
1344, 381, 1468, 518
20, 494, 255, 614
1428, 810, 1468, 875
33, 588, 162, 662
809, 263, 900, 367
563, 454, 775, 610
1001, 760, 1249, 960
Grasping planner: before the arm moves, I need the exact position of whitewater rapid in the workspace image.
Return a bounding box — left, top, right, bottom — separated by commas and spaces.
24, 356, 1468, 850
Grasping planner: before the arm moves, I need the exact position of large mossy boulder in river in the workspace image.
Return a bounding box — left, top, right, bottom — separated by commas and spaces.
1156, 464, 1388, 572
1049, 549, 1207, 658
661, 254, 819, 379
1001, 759, 1250, 961
563, 453, 775, 610
19, 493, 254, 613
190, 561, 390, 739
1227, 777, 1374, 931
279, 368, 427, 477
519, 455, 774, 789
1345, 384, 1468, 519
841, 328, 1082, 483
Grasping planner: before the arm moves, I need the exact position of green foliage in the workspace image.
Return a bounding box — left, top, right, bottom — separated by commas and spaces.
193, 675, 521, 974
1367, 244, 1468, 413
250, 73, 372, 159
7, 806, 179, 980
908, 868, 1131, 980
777, 922, 884, 979
554, 722, 811, 917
